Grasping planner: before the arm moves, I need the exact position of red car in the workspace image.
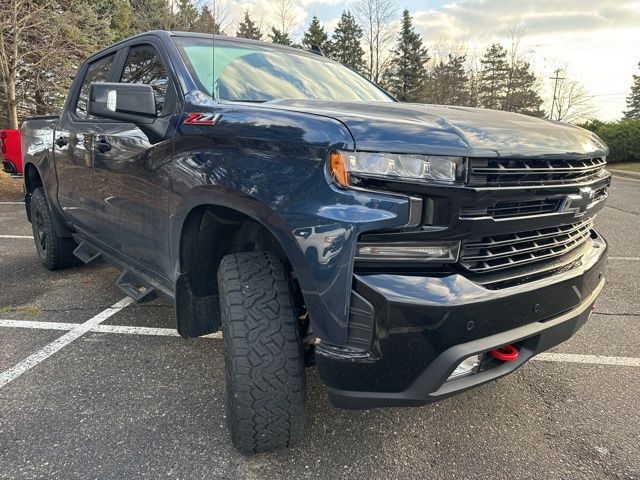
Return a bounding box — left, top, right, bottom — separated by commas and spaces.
1, 129, 22, 175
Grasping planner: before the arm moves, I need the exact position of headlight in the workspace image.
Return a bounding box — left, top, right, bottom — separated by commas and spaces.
329, 151, 464, 187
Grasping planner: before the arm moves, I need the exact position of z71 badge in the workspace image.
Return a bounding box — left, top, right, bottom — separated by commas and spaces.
183, 113, 221, 125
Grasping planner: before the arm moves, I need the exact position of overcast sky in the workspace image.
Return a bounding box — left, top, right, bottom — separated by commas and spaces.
219, 0, 640, 120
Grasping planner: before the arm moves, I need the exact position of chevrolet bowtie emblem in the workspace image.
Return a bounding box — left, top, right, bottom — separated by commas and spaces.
560, 187, 597, 218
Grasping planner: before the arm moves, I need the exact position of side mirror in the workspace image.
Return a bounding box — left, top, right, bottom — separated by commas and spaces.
88, 82, 156, 124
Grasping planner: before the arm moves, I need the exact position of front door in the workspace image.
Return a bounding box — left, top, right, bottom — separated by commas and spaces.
86, 41, 178, 278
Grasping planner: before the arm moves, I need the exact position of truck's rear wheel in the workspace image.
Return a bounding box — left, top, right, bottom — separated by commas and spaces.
217, 251, 305, 455
30, 188, 77, 270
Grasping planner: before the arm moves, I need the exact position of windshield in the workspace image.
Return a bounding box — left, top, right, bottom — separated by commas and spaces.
174, 36, 393, 103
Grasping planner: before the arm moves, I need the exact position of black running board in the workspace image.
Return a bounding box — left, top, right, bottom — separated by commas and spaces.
73, 241, 102, 264
116, 270, 157, 302
70, 231, 174, 304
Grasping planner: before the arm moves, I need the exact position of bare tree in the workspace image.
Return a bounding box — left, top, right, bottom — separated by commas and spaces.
552, 77, 596, 123
211, 0, 231, 34
505, 24, 528, 68
428, 39, 468, 66
502, 25, 544, 116
271, 0, 300, 36
353, 0, 397, 84
0, 0, 57, 129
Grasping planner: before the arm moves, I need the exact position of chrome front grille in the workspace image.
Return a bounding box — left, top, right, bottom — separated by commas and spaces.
460, 218, 594, 273
460, 198, 562, 219
468, 157, 607, 187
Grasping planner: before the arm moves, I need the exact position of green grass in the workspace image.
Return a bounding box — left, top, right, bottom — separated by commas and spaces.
608, 162, 640, 173
0, 305, 43, 315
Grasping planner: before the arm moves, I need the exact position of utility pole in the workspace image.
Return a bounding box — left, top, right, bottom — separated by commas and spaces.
549, 69, 565, 120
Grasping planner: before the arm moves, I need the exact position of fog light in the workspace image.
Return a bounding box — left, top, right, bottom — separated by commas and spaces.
447, 354, 482, 381
355, 242, 460, 262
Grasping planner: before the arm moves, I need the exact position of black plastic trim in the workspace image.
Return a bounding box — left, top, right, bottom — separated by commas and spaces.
327, 277, 604, 409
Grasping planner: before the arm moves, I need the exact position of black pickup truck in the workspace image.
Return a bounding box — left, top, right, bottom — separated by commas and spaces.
21, 31, 610, 454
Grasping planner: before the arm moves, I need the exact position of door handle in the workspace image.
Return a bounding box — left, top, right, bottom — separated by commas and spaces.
55, 136, 68, 148
95, 137, 111, 153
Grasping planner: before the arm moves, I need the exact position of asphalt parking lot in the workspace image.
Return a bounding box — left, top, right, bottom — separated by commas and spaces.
0, 176, 639, 479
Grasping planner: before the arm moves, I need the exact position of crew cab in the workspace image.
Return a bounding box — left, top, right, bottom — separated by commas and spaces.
21, 31, 610, 454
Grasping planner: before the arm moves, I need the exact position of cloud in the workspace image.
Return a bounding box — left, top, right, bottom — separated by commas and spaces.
412, 0, 640, 41
408, 0, 640, 120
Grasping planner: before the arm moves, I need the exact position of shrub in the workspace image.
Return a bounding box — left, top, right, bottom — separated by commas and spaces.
578, 119, 640, 163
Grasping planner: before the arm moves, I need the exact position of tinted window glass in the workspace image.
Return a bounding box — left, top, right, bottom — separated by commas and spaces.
75, 54, 115, 119
121, 45, 170, 115
174, 37, 392, 102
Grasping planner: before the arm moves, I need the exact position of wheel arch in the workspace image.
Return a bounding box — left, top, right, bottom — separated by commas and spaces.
22, 160, 73, 237
23, 162, 44, 224
173, 195, 309, 339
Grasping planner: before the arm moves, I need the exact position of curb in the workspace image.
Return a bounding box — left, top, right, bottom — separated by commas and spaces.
608, 169, 640, 180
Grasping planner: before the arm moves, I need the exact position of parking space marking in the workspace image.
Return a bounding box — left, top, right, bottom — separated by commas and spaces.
535, 352, 640, 367
0, 318, 222, 338
608, 256, 640, 260
0, 297, 133, 389
0, 201, 24, 205
0, 235, 32, 239
1, 317, 639, 367
611, 174, 640, 183
0, 319, 76, 331
92, 324, 223, 338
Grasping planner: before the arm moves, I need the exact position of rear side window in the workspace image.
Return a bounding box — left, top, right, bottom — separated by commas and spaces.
75, 54, 115, 119
120, 45, 170, 115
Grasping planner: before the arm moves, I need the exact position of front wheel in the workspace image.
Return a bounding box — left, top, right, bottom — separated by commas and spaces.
217, 251, 305, 455
30, 188, 77, 270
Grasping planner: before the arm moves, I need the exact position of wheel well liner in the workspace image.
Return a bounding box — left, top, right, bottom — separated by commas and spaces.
175, 204, 299, 338
24, 162, 43, 194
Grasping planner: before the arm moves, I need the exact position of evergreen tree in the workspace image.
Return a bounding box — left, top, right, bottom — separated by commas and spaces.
467, 69, 481, 108
330, 11, 366, 74
269, 28, 293, 46
129, 0, 173, 32
502, 60, 544, 117
301, 16, 331, 55
175, 0, 199, 31
624, 61, 640, 119
478, 43, 508, 109
236, 10, 262, 40
194, 5, 223, 34
383, 9, 428, 102
422, 54, 470, 106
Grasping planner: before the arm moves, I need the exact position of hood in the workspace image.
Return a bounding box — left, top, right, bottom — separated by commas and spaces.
266, 100, 608, 159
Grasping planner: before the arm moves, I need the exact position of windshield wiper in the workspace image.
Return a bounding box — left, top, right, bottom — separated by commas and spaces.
226, 99, 269, 103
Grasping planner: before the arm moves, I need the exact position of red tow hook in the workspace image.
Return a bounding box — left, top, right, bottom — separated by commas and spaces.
489, 345, 519, 362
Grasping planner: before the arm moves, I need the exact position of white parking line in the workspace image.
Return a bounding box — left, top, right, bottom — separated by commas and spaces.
611, 174, 640, 183
0, 319, 76, 331
0, 234, 32, 239
608, 256, 640, 261
0, 297, 133, 389
0, 317, 637, 367
0, 318, 221, 338
0, 201, 24, 205
535, 352, 640, 367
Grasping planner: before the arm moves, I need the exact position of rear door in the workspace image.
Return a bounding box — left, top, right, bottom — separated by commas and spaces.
55, 51, 120, 233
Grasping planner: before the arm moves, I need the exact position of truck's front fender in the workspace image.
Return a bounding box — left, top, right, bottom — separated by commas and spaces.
169, 141, 411, 345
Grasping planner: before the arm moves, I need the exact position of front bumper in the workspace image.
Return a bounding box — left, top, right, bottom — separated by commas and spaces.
317, 230, 607, 409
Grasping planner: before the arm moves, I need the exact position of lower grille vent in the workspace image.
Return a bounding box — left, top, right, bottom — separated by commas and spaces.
460, 218, 593, 273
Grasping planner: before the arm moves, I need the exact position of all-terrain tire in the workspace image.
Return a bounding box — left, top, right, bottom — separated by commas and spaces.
218, 251, 305, 455
30, 188, 77, 270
